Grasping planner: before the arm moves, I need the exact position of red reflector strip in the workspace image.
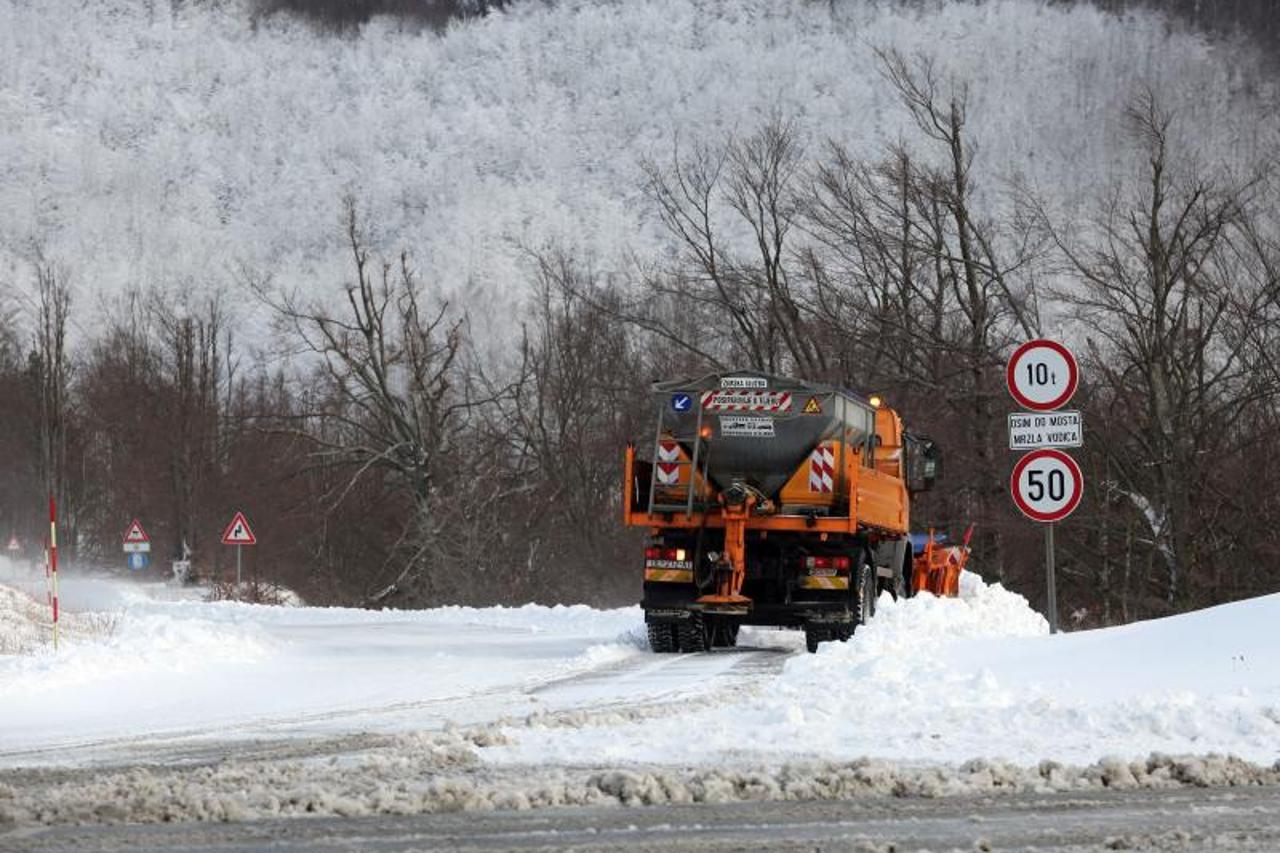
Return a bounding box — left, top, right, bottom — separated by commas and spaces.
804, 555, 852, 574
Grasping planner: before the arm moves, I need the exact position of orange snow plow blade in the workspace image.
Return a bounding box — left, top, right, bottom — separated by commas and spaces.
911, 525, 972, 597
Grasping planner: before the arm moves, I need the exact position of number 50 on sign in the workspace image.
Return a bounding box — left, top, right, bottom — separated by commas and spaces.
1010, 449, 1084, 523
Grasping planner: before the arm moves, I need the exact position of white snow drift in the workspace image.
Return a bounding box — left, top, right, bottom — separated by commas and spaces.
2, 561, 1277, 774
489, 577, 1280, 767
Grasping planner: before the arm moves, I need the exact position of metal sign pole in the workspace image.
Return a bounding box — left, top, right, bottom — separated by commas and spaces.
236, 544, 242, 588
1045, 522, 1059, 634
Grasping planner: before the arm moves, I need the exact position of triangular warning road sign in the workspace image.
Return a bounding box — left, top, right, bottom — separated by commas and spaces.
123, 518, 150, 543
803, 396, 822, 414
221, 511, 257, 546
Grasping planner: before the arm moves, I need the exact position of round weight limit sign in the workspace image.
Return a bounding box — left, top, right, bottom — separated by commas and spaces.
1006, 339, 1079, 412
1010, 449, 1084, 523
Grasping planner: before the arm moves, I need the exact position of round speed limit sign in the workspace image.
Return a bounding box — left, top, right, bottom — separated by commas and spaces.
1008, 448, 1080, 522
1007, 339, 1078, 412
1011, 449, 1084, 522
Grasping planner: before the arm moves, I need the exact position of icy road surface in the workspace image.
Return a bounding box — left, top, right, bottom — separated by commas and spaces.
12, 786, 1280, 853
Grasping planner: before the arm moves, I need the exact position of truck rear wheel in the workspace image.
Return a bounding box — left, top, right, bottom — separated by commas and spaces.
647, 621, 678, 653
677, 612, 710, 652
854, 560, 876, 630
709, 618, 739, 648
804, 624, 831, 653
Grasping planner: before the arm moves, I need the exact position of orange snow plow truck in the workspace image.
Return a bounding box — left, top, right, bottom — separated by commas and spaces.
624, 371, 948, 653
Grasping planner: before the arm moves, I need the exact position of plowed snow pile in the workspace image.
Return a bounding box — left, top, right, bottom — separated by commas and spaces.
0, 582, 52, 655
488, 576, 1280, 766
0, 578, 118, 656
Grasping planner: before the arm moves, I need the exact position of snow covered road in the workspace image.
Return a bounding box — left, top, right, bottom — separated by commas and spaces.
1, 560, 1278, 830
0, 564, 793, 769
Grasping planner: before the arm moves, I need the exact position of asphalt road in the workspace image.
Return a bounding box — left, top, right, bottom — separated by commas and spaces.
7, 785, 1279, 853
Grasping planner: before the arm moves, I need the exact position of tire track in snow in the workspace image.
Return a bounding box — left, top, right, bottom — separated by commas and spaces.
0, 647, 792, 769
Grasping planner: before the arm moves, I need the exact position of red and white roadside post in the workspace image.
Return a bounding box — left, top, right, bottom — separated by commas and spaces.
1007, 340, 1084, 634
48, 494, 60, 651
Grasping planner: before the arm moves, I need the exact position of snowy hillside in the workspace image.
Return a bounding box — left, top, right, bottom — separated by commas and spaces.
3, 0, 1275, 335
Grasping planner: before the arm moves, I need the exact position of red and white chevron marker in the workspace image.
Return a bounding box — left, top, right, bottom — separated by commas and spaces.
700, 390, 792, 412
655, 440, 682, 486
809, 445, 835, 493
48, 494, 59, 651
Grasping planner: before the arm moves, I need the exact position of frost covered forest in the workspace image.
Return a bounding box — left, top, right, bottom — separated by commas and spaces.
1, 0, 1278, 621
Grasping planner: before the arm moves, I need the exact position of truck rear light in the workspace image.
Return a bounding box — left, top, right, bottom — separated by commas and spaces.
804, 555, 851, 575
640, 548, 691, 560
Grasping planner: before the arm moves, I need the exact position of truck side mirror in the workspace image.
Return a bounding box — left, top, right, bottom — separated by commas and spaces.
904, 434, 941, 493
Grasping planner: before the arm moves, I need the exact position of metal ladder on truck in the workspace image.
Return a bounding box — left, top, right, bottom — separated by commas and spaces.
646, 394, 712, 518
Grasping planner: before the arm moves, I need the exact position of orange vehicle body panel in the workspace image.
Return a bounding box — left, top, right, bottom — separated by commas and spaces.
912, 527, 970, 596
624, 420, 910, 539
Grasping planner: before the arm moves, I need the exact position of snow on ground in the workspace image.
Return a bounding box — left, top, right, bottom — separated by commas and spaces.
2, 557, 1278, 778
1, 561, 1279, 827
486, 575, 1280, 767
0, 561, 644, 766
0, 565, 125, 657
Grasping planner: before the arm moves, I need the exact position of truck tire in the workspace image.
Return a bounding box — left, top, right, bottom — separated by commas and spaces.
804, 624, 830, 653
677, 612, 710, 653
647, 621, 678, 653
709, 618, 739, 648
878, 561, 907, 600
854, 559, 875, 630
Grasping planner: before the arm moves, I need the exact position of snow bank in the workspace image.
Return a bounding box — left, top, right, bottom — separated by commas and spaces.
0, 609, 275, 699
2, 737, 1275, 827
488, 577, 1280, 766
0, 582, 51, 656
0, 580, 120, 657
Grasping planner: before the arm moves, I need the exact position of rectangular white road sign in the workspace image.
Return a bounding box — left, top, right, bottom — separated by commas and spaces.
1008, 410, 1083, 450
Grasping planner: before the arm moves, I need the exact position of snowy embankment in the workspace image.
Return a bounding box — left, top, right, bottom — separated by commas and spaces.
489, 575, 1280, 767
4, 0, 1275, 330
1, 560, 1277, 826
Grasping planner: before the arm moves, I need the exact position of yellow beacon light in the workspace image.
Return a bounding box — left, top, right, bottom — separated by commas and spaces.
869, 395, 883, 409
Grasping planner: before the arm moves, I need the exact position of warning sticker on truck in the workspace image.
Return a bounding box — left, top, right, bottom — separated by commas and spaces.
702, 390, 793, 412
720, 416, 776, 438
720, 376, 768, 389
